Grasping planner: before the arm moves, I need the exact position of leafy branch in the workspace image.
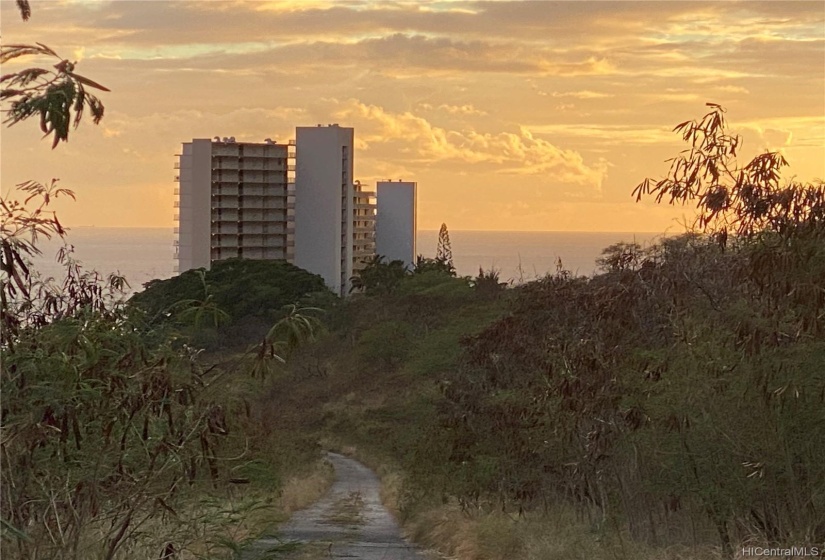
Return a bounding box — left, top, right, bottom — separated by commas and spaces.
1, 42, 109, 148
633, 103, 825, 242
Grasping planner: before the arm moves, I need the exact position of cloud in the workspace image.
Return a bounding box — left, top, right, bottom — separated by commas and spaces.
418, 103, 487, 116
333, 99, 607, 191
2, 0, 822, 231
552, 90, 614, 99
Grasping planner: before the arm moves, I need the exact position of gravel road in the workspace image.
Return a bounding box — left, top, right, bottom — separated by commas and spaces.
246, 452, 430, 559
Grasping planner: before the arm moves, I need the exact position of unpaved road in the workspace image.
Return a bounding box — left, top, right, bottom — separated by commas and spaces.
246, 452, 430, 559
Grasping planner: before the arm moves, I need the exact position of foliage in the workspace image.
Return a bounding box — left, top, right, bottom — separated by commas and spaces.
633, 103, 824, 243
1, 42, 109, 148
131, 258, 333, 348
0, 12, 321, 545
0, 184, 272, 559
349, 255, 409, 295
250, 304, 325, 378
170, 269, 231, 329
413, 255, 456, 277
357, 320, 416, 369
1, 198, 326, 560
413, 106, 825, 559
596, 241, 647, 273
435, 223, 454, 270
470, 267, 507, 297
2, 309, 240, 559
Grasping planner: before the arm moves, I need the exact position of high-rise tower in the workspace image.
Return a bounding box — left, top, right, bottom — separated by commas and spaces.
375, 180, 417, 269
174, 138, 294, 273
293, 125, 375, 295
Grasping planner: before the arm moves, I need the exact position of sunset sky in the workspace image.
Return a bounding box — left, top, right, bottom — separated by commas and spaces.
2, 0, 824, 232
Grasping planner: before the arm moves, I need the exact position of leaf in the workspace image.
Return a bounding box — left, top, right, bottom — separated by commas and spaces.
68, 71, 111, 92
0, 517, 30, 541
16, 0, 31, 21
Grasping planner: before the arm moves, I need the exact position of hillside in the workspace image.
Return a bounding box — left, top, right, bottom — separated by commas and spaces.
266, 231, 825, 559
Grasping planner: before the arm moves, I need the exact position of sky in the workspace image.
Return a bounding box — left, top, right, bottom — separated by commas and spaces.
2, 0, 824, 232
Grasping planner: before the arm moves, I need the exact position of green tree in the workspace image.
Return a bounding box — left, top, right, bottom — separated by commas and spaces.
435, 222, 455, 271
413, 255, 456, 277
250, 304, 325, 378
349, 255, 409, 294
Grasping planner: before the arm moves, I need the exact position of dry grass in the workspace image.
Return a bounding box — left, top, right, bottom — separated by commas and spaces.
278, 458, 336, 516
403, 502, 730, 560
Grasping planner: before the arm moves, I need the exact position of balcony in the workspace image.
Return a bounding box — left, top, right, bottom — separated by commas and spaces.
212, 199, 241, 210
212, 238, 241, 249
212, 226, 239, 235
239, 225, 286, 235
212, 160, 239, 170
239, 212, 265, 222
212, 187, 239, 197
212, 211, 238, 222
173, 214, 180, 221
173, 175, 180, 182
352, 248, 375, 258
241, 185, 267, 196
239, 236, 287, 249
173, 188, 180, 195
174, 162, 180, 169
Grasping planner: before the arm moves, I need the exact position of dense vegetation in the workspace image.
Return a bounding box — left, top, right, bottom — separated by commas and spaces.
1, 183, 330, 559
2, 6, 332, 556
267, 106, 825, 559
130, 259, 333, 349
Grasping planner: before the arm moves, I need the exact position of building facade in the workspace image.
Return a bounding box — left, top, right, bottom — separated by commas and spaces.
293, 125, 375, 295
375, 180, 417, 269
175, 126, 381, 296
174, 137, 294, 272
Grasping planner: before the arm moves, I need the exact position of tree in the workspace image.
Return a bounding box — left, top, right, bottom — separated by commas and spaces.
1, 0, 112, 341
435, 222, 454, 269
470, 267, 507, 296
633, 103, 824, 243
251, 304, 325, 378
2, 3, 110, 148
2, 6, 272, 558
349, 255, 409, 294
422, 106, 824, 560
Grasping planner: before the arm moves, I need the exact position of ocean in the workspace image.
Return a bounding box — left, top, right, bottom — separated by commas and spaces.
29, 228, 667, 294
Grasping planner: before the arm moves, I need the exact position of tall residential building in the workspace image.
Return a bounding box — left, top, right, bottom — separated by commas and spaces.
375, 180, 417, 269
293, 124, 375, 296
351, 180, 378, 277
175, 126, 378, 296
174, 137, 295, 272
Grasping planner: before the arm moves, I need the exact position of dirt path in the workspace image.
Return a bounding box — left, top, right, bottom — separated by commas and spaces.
246, 452, 430, 559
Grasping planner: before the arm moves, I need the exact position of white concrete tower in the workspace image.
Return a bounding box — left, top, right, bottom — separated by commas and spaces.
375, 180, 417, 269
293, 124, 360, 296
